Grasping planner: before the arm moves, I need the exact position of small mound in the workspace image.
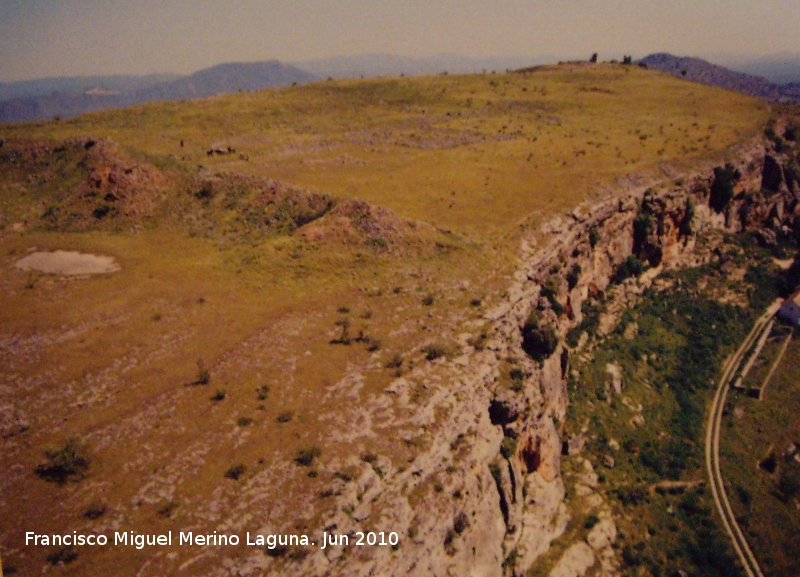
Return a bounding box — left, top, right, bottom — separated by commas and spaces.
297, 198, 434, 251
15, 251, 120, 276
1, 137, 169, 231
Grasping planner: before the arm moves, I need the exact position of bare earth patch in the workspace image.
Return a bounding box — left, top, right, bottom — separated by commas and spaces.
15, 250, 120, 275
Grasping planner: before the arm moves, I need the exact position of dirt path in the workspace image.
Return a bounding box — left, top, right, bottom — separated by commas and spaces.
705, 301, 780, 577
759, 327, 793, 400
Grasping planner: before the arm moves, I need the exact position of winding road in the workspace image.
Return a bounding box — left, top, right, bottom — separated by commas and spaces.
704, 300, 781, 577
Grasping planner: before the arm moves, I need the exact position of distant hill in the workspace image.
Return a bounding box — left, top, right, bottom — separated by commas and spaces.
725, 53, 800, 85
639, 53, 799, 104
292, 53, 550, 80
0, 73, 179, 101
130, 61, 315, 101
0, 61, 315, 124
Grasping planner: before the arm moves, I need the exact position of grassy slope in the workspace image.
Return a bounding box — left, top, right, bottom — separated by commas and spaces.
721, 335, 800, 577
4, 64, 767, 239
0, 65, 770, 575
556, 236, 788, 577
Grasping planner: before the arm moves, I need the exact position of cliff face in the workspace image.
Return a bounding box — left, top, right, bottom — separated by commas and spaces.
224, 133, 799, 577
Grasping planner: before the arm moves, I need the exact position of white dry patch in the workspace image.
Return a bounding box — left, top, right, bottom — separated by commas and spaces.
15, 250, 120, 276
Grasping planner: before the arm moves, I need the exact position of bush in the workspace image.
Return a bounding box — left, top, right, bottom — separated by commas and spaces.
225, 463, 246, 480
709, 166, 737, 212
500, 436, 518, 458
521, 314, 558, 361
422, 343, 449, 361
589, 227, 601, 248
617, 485, 648, 506
774, 466, 800, 502
612, 255, 646, 283
295, 445, 321, 467
211, 389, 226, 401
453, 511, 470, 534
385, 354, 403, 369
46, 547, 78, 565
195, 360, 211, 385
680, 197, 695, 236
633, 211, 654, 248
256, 385, 270, 401
35, 437, 90, 484
276, 410, 293, 423
92, 205, 113, 219
331, 318, 351, 344
566, 264, 582, 289
540, 278, 564, 314
84, 501, 107, 519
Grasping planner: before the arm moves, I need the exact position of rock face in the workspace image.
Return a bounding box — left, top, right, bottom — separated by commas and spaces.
225, 133, 800, 577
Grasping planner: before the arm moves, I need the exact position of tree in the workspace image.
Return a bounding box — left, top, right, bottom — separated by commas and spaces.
590, 53, 598, 63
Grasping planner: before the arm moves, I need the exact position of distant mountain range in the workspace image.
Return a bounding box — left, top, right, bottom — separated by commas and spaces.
4, 52, 800, 126
0, 73, 180, 101
0, 61, 315, 124
720, 53, 800, 84
639, 53, 800, 104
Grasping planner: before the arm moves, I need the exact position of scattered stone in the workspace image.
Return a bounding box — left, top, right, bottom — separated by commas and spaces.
563, 434, 586, 456
605, 363, 622, 395
586, 519, 617, 550
601, 455, 615, 469
549, 542, 595, 577
629, 414, 646, 428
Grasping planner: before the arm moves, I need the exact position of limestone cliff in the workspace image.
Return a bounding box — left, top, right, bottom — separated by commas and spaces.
225, 130, 800, 577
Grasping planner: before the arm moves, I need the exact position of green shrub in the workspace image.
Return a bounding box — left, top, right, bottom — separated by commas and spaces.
83, 501, 107, 519
612, 255, 646, 283
709, 166, 737, 212
633, 210, 654, 247
195, 360, 211, 385
566, 264, 582, 289
774, 467, 800, 502
35, 437, 90, 484
589, 227, 601, 248
521, 314, 558, 361
680, 197, 695, 236
422, 343, 449, 361
225, 463, 246, 480
584, 514, 600, 529
385, 354, 403, 369
331, 318, 351, 344
500, 436, 518, 459
46, 547, 78, 565
294, 445, 321, 467
276, 410, 293, 423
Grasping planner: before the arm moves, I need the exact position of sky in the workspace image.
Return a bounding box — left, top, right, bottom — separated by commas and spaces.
2, 0, 800, 82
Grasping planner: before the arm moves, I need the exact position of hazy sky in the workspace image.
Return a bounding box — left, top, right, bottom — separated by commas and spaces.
2, 0, 800, 82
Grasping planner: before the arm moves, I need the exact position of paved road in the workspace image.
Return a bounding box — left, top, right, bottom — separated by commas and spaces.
704, 301, 781, 577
